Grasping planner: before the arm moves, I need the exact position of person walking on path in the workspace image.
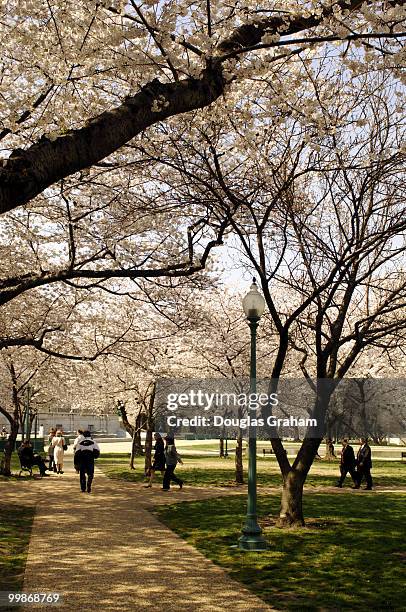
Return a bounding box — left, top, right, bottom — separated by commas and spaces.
52, 430, 66, 474
355, 437, 373, 490
162, 435, 183, 491
145, 433, 165, 488
47, 428, 57, 472
336, 439, 357, 487
75, 430, 100, 493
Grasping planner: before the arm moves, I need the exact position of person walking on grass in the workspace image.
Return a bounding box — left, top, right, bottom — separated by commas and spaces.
162, 435, 183, 491
336, 439, 357, 488
355, 437, 373, 490
75, 430, 100, 493
145, 432, 165, 488
52, 430, 66, 474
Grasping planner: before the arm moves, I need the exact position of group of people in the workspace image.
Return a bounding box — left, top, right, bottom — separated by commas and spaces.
18, 428, 100, 494
47, 428, 68, 474
17, 429, 67, 476
48, 427, 101, 493
145, 433, 184, 491
16, 427, 374, 494
336, 437, 373, 489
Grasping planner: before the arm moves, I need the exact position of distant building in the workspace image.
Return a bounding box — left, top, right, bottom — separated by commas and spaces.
28, 409, 125, 438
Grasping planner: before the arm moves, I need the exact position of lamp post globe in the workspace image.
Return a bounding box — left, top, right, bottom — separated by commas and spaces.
242, 278, 266, 320
238, 277, 268, 551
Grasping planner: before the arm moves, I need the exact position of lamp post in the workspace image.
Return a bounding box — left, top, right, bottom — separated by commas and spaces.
238, 278, 268, 551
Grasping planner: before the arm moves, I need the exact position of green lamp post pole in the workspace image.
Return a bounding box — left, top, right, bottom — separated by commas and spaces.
238, 279, 268, 551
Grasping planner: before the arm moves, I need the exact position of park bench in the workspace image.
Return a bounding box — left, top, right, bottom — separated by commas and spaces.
401, 451, 406, 462
18, 455, 35, 477
263, 448, 288, 456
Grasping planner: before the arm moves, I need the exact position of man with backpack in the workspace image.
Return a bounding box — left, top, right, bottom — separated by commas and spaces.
75, 430, 100, 493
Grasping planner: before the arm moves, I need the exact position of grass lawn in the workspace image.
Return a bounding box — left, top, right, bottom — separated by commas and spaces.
98, 453, 406, 488
0, 504, 35, 594
155, 492, 406, 611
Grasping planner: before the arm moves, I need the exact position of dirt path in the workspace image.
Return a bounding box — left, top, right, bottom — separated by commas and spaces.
1, 461, 273, 611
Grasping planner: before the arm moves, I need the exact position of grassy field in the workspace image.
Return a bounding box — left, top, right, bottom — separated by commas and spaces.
98, 452, 406, 488
155, 492, 406, 611
0, 504, 35, 594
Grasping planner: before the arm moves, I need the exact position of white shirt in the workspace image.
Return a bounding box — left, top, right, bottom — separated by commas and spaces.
73, 434, 85, 452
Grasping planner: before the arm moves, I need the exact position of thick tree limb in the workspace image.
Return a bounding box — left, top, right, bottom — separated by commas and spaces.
0, 0, 399, 214
0, 70, 225, 215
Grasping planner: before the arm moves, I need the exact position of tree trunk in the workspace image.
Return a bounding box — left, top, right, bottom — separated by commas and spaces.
278, 470, 305, 527
117, 403, 134, 437
130, 414, 144, 469
219, 437, 224, 458
144, 383, 156, 477
235, 434, 244, 484
324, 439, 336, 460
144, 428, 153, 476
275, 437, 322, 528
134, 414, 143, 454
130, 431, 138, 470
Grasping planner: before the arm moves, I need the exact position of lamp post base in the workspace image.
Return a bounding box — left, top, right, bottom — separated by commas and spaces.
238, 532, 268, 551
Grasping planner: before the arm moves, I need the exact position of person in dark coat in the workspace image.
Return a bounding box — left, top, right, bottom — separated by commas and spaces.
145, 433, 165, 488
336, 439, 357, 487
75, 430, 100, 493
355, 437, 373, 490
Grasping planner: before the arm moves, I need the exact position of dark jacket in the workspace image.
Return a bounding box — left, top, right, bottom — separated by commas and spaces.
341, 445, 356, 469
75, 437, 100, 464
18, 445, 34, 465
154, 438, 165, 461
357, 443, 372, 469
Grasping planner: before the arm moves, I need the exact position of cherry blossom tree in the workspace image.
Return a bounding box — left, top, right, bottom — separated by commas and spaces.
132, 68, 406, 525
0, 0, 405, 214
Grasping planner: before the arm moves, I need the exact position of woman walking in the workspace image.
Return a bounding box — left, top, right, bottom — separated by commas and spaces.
47, 428, 57, 472
52, 430, 66, 474
162, 436, 183, 491
145, 433, 165, 488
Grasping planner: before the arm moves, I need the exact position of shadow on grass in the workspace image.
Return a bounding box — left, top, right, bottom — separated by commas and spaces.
155, 493, 406, 611
0, 503, 35, 596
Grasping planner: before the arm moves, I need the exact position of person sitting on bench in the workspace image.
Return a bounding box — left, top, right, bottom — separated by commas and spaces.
18, 440, 47, 476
